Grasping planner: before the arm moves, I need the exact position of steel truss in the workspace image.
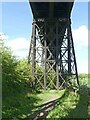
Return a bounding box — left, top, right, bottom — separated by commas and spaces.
28, 18, 79, 90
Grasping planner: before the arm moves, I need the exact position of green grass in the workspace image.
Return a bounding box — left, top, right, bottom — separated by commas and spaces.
3, 76, 90, 119
3, 87, 90, 119
47, 88, 90, 118
2, 88, 65, 120
36, 90, 64, 104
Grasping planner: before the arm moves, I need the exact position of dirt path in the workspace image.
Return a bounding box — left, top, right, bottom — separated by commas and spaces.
24, 92, 65, 120
26, 98, 59, 120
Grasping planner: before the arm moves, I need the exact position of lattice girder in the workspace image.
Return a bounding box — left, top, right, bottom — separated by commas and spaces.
28, 18, 79, 90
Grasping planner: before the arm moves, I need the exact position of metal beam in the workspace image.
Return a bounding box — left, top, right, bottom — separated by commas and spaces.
28, 18, 79, 90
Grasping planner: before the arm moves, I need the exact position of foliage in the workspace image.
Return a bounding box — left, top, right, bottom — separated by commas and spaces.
79, 74, 89, 87
2, 46, 19, 97
16, 59, 34, 88
2, 89, 64, 119
2, 45, 34, 93
47, 88, 90, 118
2, 44, 90, 119
2, 45, 33, 119
46, 74, 90, 119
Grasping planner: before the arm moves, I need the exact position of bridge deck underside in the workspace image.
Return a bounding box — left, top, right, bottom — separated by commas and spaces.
30, 2, 74, 19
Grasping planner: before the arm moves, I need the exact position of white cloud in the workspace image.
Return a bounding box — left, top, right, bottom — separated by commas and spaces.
72, 25, 88, 74
5, 37, 30, 58
13, 50, 29, 59
72, 25, 88, 50
76, 58, 88, 74
6, 38, 30, 50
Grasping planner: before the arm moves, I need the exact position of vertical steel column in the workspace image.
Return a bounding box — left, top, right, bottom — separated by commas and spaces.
59, 46, 63, 85
56, 21, 59, 90
41, 49, 44, 66
60, 47, 62, 72
67, 24, 71, 75
28, 22, 34, 64
44, 21, 47, 90
69, 24, 80, 86
32, 20, 36, 89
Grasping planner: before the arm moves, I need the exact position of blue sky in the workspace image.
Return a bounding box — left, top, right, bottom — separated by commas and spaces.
2, 2, 33, 39
71, 2, 88, 28
1, 2, 88, 38
1, 2, 88, 74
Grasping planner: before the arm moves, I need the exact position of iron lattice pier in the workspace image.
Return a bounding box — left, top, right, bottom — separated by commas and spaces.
28, 17, 79, 90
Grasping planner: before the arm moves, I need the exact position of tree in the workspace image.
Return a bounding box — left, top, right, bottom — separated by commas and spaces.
2, 46, 19, 96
